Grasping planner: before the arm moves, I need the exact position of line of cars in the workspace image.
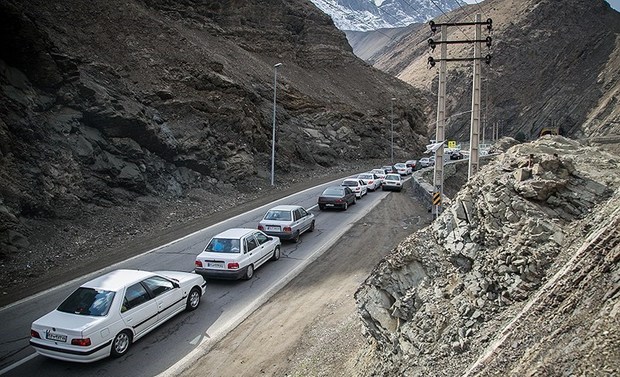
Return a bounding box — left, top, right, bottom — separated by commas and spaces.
29, 166, 410, 364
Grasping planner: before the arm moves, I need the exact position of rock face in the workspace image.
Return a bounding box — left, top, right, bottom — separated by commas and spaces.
354, 0, 620, 141
0, 0, 427, 274
355, 136, 620, 375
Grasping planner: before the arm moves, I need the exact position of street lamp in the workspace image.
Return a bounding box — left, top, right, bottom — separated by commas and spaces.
271, 63, 282, 186
390, 98, 396, 164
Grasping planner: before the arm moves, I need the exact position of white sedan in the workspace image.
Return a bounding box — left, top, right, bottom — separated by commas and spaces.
30, 269, 206, 363
341, 178, 368, 198
357, 173, 381, 191
195, 228, 281, 280
394, 162, 412, 175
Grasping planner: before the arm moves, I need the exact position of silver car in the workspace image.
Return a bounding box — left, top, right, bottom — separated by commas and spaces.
258, 205, 315, 243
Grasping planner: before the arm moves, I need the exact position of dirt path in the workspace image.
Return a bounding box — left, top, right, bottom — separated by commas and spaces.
180, 184, 432, 377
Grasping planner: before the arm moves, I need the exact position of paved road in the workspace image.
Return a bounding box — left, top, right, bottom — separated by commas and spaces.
0, 175, 398, 376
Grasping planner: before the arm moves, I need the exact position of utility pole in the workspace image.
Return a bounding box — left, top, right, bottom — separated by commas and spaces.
469, 14, 482, 178
432, 24, 447, 219
427, 15, 494, 217
428, 14, 493, 187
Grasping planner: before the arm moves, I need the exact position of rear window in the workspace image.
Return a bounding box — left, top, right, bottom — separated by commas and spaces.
386, 174, 401, 180
322, 187, 344, 196
58, 287, 115, 316
264, 210, 292, 221
342, 180, 358, 187
205, 238, 241, 253
358, 174, 371, 179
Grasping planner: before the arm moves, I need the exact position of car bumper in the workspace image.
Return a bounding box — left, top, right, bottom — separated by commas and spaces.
262, 231, 294, 240
319, 203, 346, 209
30, 339, 111, 363
382, 184, 402, 191
195, 267, 247, 280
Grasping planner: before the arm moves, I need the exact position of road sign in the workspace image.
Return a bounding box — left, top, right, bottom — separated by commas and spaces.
433, 192, 441, 205
447, 140, 457, 149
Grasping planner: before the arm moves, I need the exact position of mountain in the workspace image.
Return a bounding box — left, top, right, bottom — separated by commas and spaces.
352, 0, 620, 142
309, 0, 462, 31
0, 0, 429, 289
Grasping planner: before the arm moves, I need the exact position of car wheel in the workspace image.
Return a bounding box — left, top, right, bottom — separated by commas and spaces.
244, 264, 255, 280
111, 330, 132, 358
293, 231, 300, 243
270, 246, 281, 261
309, 221, 315, 232
343, 202, 348, 210
185, 287, 201, 311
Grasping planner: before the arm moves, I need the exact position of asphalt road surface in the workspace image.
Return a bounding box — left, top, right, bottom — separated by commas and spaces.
0, 175, 416, 377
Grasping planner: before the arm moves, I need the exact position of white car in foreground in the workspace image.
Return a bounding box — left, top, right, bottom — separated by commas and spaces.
30, 269, 206, 363
195, 228, 281, 280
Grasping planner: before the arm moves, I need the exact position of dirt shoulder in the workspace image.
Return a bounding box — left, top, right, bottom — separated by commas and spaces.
179, 183, 432, 377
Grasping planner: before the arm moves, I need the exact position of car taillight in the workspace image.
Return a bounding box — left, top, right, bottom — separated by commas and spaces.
258, 225, 264, 230
368, 180, 374, 184
283, 226, 292, 233
71, 338, 91, 347
228, 262, 240, 269
195, 260, 203, 268
31, 330, 40, 339
335, 199, 343, 203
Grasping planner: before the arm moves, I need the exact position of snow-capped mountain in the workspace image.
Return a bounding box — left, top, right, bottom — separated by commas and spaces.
309, 0, 462, 31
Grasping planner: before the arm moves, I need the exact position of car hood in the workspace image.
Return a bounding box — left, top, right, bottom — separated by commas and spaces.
33, 310, 108, 335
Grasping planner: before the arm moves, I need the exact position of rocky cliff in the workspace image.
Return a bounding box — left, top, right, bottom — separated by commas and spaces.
0, 0, 427, 289
355, 136, 620, 375
353, 0, 620, 141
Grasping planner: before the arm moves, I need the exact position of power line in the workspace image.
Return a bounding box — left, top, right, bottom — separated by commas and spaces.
428, 0, 473, 40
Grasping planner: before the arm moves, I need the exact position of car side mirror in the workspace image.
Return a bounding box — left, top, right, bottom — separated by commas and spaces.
173, 282, 180, 289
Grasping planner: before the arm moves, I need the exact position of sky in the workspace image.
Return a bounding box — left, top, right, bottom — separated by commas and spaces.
460, 0, 620, 12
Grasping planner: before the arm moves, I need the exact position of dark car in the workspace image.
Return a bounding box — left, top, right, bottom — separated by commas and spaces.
318, 186, 356, 210
450, 151, 464, 160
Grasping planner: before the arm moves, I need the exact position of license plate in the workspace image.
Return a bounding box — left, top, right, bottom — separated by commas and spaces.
266, 226, 280, 231
326, 204, 334, 207
207, 262, 224, 268
45, 331, 67, 342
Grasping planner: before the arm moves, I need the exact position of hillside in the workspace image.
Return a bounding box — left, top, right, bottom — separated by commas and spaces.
356, 136, 620, 375
351, 0, 620, 141
0, 0, 428, 300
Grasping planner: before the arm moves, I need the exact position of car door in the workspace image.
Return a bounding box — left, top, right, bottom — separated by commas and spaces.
120, 282, 158, 338
297, 207, 310, 232
244, 233, 263, 268
141, 275, 184, 323
253, 231, 274, 267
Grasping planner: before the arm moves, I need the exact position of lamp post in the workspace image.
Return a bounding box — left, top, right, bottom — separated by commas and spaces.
271, 63, 282, 186
390, 98, 396, 164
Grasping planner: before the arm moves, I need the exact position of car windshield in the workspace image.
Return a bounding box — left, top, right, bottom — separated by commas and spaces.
205, 238, 241, 253
386, 174, 400, 180
342, 180, 358, 187
322, 187, 344, 196
395, 163, 405, 168
57, 287, 115, 316
264, 210, 292, 221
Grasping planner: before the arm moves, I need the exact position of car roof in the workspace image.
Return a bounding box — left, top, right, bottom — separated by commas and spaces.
82, 269, 156, 291
212, 228, 258, 239
266, 205, 302, 211
343, 178, 359, 182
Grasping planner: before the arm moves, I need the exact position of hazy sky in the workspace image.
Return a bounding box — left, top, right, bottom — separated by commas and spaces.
460, 0, 620, 12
